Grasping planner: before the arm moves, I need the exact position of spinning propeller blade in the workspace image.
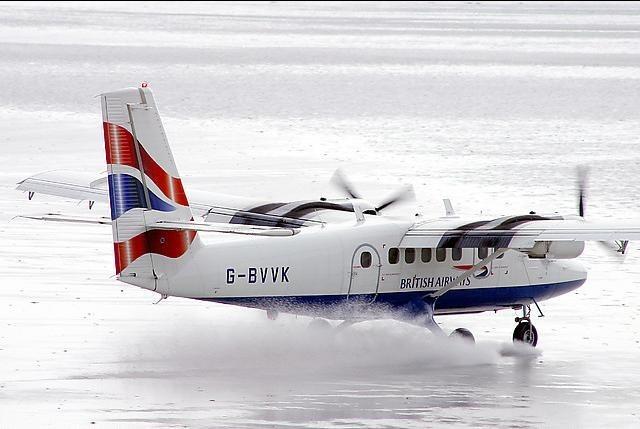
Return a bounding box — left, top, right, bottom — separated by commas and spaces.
331, 168, 361, 200
375, 185, 416, 212
331, 169, 415, 214
575, 166, 628, 258
577, 166, 588, 218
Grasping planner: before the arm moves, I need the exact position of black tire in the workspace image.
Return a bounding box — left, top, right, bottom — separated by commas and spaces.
449, 328, 475, 343
308, 318, 332, 331
513, 321, 538, 347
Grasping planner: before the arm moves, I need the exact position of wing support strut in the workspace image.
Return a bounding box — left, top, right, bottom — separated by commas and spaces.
427, 248, 507, 299
618, 240, 629, 254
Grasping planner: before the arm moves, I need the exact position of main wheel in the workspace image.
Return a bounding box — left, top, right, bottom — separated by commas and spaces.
308, 318, 332, 331
513, 321, 538, 347
449, 328, 475, 343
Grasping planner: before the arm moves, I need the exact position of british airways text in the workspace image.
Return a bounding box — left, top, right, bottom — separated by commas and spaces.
400, 275, 471, 289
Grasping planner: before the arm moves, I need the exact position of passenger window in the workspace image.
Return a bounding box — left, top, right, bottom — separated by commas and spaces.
452, 248, 462, 261
436, 248, 446, 262
360, 251, 372, 268
405, 248, 415, 264
478, 247, 488, 259
421, 248, 432, 263
388, 248, 399, 264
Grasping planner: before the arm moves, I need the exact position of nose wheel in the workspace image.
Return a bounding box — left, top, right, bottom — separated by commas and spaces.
513, 321, 538, 346
513, 305, 539, 347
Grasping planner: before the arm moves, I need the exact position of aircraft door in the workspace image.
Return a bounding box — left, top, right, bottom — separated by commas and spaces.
348, 244, 381, 304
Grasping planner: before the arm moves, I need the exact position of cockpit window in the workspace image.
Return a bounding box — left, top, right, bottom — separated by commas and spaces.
478, 247, 488, 259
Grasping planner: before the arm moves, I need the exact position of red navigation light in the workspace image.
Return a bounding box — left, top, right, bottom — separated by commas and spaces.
141, 82, 148, 88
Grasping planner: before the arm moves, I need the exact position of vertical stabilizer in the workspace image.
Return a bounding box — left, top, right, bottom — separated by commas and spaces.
101, 87, 199, 293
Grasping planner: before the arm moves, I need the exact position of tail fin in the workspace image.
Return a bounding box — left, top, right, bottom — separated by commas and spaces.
101, 87, 199, 293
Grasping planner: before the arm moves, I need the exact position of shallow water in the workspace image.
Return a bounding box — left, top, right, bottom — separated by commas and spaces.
1, 1, 640, 427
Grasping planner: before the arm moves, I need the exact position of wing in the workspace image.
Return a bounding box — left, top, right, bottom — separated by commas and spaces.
15, 170, 250, 217
16, 170, 108, 203
16, 170, 342, 227
17, 214, 299, 237
16, 170, 361, 229
18, 213, 112, 225
401, 214, 640, 251
151, 220, 298, 236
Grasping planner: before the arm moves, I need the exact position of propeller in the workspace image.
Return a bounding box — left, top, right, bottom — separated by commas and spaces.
577, 166, 588, 218
331, 168, 361, 200
374, 184, 415, 212
331, 169, 415, 214
575, 166, 627, 260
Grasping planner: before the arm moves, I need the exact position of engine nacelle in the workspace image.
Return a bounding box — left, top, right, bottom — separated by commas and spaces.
526, 241, 585, 259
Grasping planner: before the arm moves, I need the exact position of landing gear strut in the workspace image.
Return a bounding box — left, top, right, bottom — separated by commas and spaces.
513, 305, 538, 347
416, 299, 476, 344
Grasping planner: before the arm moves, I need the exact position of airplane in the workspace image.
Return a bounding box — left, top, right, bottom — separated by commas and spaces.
16, 85, 640, 347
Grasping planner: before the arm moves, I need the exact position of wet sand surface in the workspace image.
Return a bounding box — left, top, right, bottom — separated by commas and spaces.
1, 2, 640, 427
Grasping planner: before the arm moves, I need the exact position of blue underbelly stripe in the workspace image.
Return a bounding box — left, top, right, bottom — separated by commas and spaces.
199, 279, 585, 317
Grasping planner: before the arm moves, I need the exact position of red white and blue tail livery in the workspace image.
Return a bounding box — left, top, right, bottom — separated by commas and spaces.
102, 88, 198, 293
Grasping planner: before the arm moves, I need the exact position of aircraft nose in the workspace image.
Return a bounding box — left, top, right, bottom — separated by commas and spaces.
556, 259, 588, 282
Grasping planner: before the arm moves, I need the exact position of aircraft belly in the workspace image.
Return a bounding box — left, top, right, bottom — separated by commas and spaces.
432, 279, 585, 313
201, 279, 586, 319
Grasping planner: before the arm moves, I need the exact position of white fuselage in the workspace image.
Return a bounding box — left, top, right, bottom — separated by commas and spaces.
131, 215, 587, 320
